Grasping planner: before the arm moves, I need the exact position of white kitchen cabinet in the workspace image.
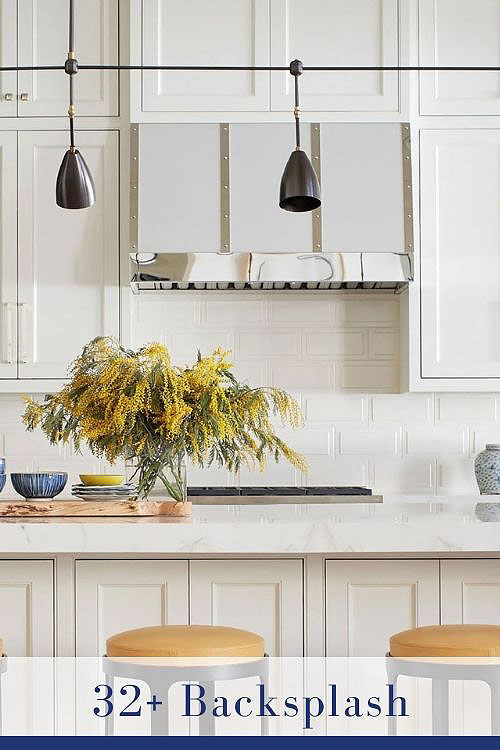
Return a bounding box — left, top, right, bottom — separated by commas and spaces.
140, 0, 270, 113
17, 130, 119, 380
419, 0, 500, 115
270, 0, 400, 113
190, 559, 304, 655
0, 132, 17, 378
0, 560, 53, 656
419, 129, 500, 381
75, 560, 189, 656
441, 559, 500, 735
326, 560, 440, 656
17, 0, 118, 117
0, 0, 17, 116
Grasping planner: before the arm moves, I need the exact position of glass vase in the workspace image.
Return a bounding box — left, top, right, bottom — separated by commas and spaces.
125, 457, 187, 503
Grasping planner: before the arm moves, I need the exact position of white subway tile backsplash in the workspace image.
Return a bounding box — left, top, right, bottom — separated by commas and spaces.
205, 300, 265, 325
306, 330, 367, 358
370, 394, 433, 422
238, 331, 299, 358
270, 363, 332, 390
437, 458, 477, 494
338, 429, 399, 456
369, 329, 399, 359
0, 292, 496, 497
303, 456, 368, 487
336, 299, 399, 326
471, 428, 500, 455
170, 331, 233, 361
269, 298, 333, 324
337, 362, 400, 392
436, 394, 497, 422
305, 393, 366, 422
372, 459, 435, 493
405, 428, 467, 456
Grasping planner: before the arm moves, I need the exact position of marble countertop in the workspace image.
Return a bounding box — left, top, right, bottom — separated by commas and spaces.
0, 495, 500, 554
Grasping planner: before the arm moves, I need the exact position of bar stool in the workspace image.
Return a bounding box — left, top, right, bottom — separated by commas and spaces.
386, 624, 500, 736
103, 625, 268, 736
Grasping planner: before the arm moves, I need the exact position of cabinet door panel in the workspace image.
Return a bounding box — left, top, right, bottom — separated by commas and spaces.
0, 0, 17, 116
326, 560, 439, 656
75, 560, 189, 655
142, 0, 270, 112
420, 130, 500, 379
190, 559, 303, 655
0, 132, 17, 378
18, 0, 118, 116
17, 130, 119, 379
441, 559, 500, 735
0, 560, 53, 656
419, 0, 500, 115
270, 0, 399, 112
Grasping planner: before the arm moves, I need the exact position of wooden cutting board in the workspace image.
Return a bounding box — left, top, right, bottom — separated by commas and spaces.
0, 500, 192, 517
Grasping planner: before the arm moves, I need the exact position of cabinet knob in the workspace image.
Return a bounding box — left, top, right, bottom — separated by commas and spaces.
19, 92, 29, 101
3, 93, 13, 101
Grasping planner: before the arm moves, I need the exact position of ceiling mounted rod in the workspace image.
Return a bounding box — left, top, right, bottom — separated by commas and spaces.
0, 64, 498, 72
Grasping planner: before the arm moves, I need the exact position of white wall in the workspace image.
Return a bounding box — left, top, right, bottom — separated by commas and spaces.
1, 290, 497, 497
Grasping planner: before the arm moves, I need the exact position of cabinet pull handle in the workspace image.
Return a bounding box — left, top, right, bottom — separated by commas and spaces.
3, 93, 13, 101
19, 93, 28, 101
19, 303, 31, 364
2, 303, 14, 364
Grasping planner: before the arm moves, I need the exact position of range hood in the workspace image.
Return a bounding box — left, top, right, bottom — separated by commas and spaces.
130, 250, 411, 292
130, 122, 413, 293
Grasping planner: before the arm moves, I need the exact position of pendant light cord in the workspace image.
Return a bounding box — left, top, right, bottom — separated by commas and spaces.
67, 0, 75, 150
294, 74, 300, 150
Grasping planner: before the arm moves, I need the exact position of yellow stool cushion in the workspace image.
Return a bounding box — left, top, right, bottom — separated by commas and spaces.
390, 624, 500, 658
106, 625, 265, 659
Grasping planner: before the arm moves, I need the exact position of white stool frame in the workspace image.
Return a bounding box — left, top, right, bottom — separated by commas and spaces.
102, 654, 269, 736
386, 654, 500, 736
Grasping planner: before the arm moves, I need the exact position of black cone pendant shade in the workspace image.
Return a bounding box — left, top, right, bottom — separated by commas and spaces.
280, 59, 321, 213
280, 149, 320, 212
56, 148, 95, 209
57, 0, 95, 209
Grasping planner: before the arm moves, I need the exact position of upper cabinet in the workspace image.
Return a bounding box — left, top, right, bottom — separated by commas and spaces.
419, 0, 500, 115
419, 129, 500, 381
16, 130, 120, 380
0, 0, 118, 118
132, 0, 401, 119
270, 0, 399, 113
141, 0, 270, 112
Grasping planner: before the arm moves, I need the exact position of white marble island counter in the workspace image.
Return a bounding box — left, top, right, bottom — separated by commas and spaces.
1, 496, 500, 555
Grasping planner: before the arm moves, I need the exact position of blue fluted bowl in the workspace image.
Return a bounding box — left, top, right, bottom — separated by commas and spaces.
11, 472, 68, 500
0, 474, 5, 494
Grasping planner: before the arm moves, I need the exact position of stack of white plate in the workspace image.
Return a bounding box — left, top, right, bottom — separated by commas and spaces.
71, 484, 138, 501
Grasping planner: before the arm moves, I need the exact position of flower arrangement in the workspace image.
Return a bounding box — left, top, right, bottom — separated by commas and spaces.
22, 337, 307, 502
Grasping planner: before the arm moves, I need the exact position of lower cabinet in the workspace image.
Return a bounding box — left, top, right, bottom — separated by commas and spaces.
441, 559, 500, 735
190, 559, 304, 656
0, 560, 53, 656
75, 558, 304, 657
325, 560, 440, 656
75, 560, 189, 656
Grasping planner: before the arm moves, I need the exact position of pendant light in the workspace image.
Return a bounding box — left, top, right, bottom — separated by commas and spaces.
279, 59, 321, 213
56, 0, 95, 209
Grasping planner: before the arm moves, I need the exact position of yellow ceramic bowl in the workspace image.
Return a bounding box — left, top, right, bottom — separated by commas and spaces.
79, 474, 125, 487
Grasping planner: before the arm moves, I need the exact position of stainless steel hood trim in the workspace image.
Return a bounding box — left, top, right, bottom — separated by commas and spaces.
130, 251, 412, 293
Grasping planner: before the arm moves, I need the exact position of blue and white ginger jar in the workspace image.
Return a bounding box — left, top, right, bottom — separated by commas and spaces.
475, 444, 500, 494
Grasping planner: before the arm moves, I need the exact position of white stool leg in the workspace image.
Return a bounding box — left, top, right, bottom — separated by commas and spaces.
385, 660, 399, 736
198, 681, 215, 736
432, 678, 449, 736
104, 675, 113, 736
149, 679, 172, 736
489, 678, 500, 736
